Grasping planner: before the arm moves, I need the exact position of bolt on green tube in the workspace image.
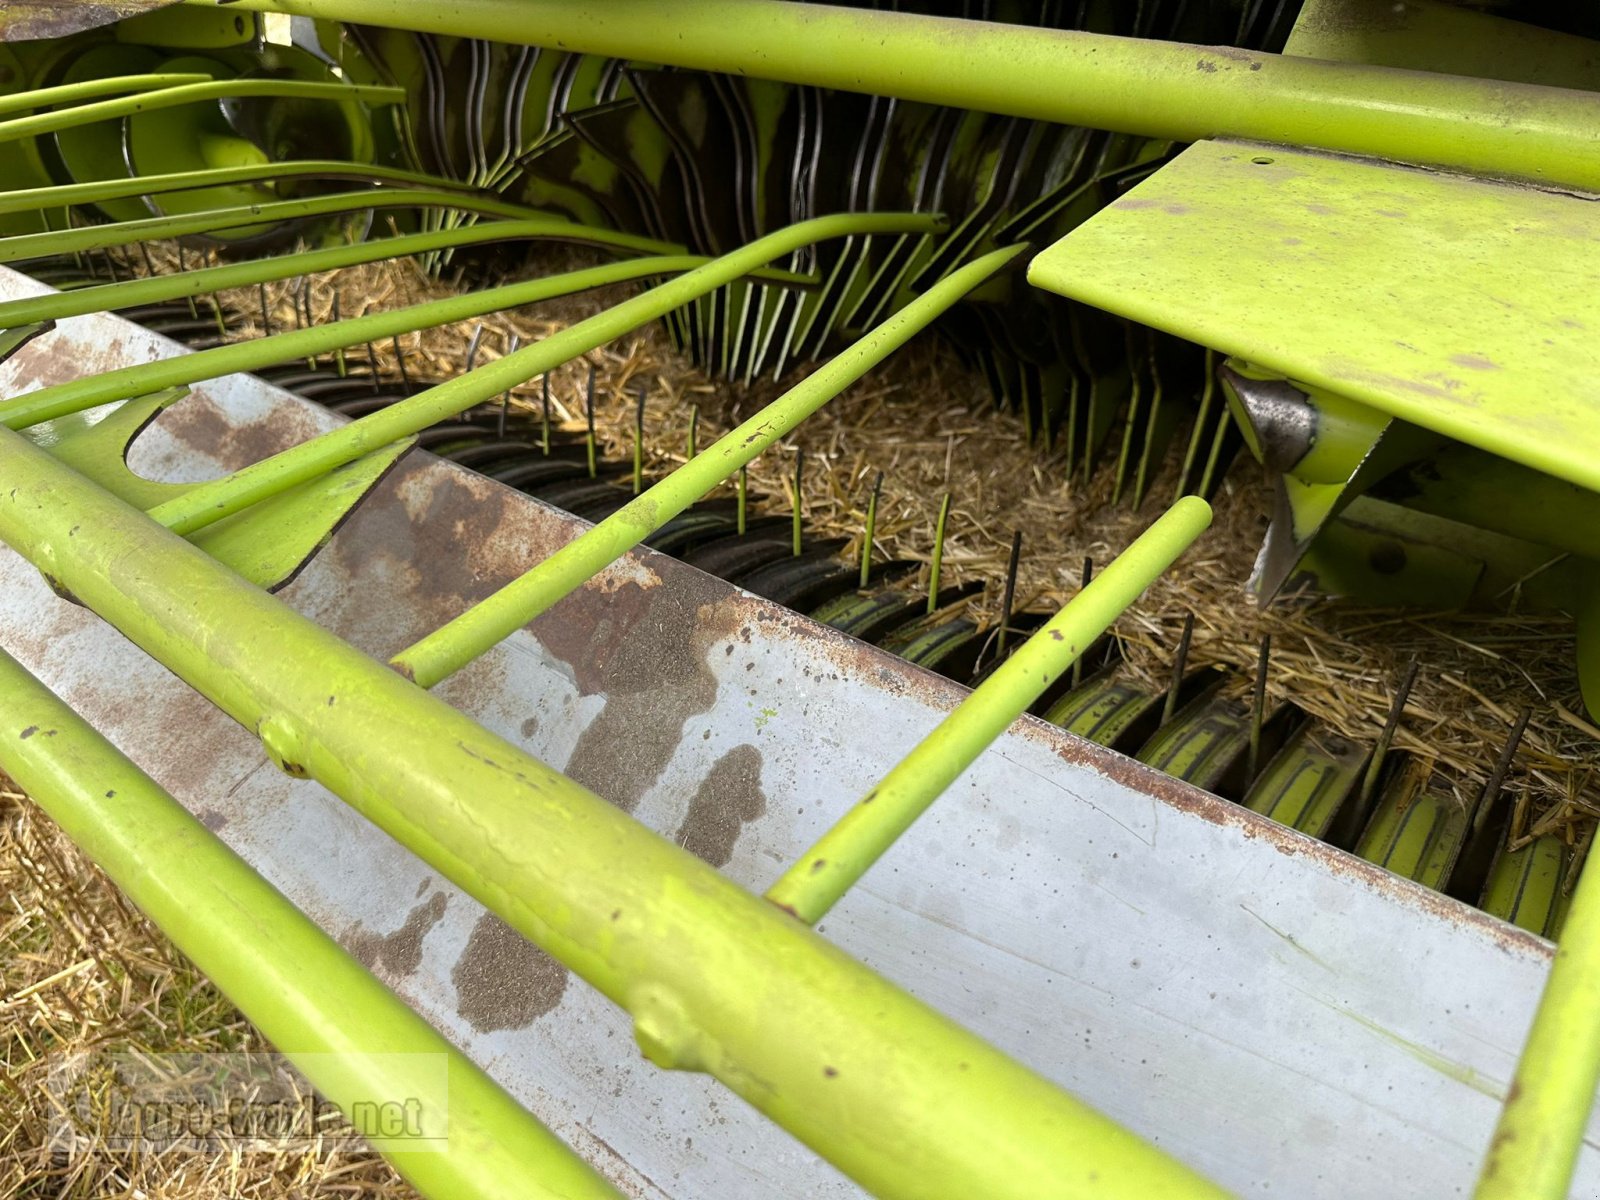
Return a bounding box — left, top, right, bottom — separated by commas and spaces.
1476, 850, 1600, 1200
143, 212, 942, 538
0, 648, 621, 1200
767, 495, 1213, 924
392, 244, 1021, 688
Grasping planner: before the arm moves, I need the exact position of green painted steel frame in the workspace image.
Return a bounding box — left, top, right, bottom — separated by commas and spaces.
0, 423, 1221, 1200
195, 0, 1600, 194
0, 648, 622, 1200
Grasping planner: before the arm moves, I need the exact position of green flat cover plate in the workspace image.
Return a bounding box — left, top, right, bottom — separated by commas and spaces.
1028, 139, 1600, 495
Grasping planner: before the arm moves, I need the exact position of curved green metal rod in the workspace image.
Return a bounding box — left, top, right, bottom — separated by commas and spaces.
1476, 853, 1600, 1199
0, 649, 622, 1200
0, 218, 810, 332
0, 187, 552, 263
0, 159, 483, 215
392, 244, 1022, 687
0, 73, 212, 118
0, 78, 405, 144
766, 495, 1214, 924
0, 421, 1225, 1200
141, 211, 944, 537
0, 254, 710, 431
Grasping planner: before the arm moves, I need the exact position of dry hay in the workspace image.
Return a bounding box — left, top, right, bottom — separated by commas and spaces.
0, 782, 418, 1199
180, 236, 1594, 856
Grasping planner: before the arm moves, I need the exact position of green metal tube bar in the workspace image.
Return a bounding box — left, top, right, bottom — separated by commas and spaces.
0, 426, 1225, 1200
392, 244, 1023, 688
0, 187, 549, 264
0, 648, 621, 1200
0, 255, 711, 432
1475, 849, 1600, 1199
766, 495, 1214, 923
0, 220, 711, 331
0, 77, 403, 144
141, 212, 941, 536
0, 73, 211, 117
0, 160, 485, 216
196, 0, 1600, 194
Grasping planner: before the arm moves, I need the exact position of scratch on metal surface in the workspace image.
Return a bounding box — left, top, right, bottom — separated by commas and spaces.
1240, 903, 1335, 974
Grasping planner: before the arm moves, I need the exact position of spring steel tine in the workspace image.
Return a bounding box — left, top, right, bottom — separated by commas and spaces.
0, 649, 619, 1200
499, 334, 521, 438
1177, 349, 1218, 500
1161, 612, 1196, 726
1247, 633, 1271, 782
0, 257, 720, 432
633, 381, 647, 495
996, 529, 1023, 659
927, 490, 952, 616
393, 333, 411, 388
333, 295, 349, 377
767, 496, 1212, 924
737, 465, 749, 536
389, 245, 1015, 688
687, 404, 700, 461
1472, 706, 1535, 837
860, 469, 885, 589
135, 215, 945, 540
1072, 555, 1095, 688
1360, 658, 1421, 808
792, 447, 806, 557
541, 372, 552, 454
465, 324, 487, 373
366, 341, 382, 393
585, 365, 598, 478
178, 244, 199, 320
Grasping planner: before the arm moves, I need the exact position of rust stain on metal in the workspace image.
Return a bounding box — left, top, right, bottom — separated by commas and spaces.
675, 744, 768, 867
451, 912, 569, 1033
534, 566, 740, 815
153, 390, 328, 474
344, 891, 449, 978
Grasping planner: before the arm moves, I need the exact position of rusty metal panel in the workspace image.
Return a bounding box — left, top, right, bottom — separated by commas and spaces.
1, 266, 1596, 1198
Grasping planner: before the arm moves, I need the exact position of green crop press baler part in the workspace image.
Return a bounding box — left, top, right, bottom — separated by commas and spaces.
0, 1, 1597, 1197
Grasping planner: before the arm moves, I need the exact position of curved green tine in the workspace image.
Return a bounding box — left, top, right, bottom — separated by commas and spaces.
0, 187, 563, 263
139, 212, 946, 541
0, 78, 404, 145
0, 73, 212, 118
1, 254, 714, 431
0, 160, 479, 217
0, 218, 811, 332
